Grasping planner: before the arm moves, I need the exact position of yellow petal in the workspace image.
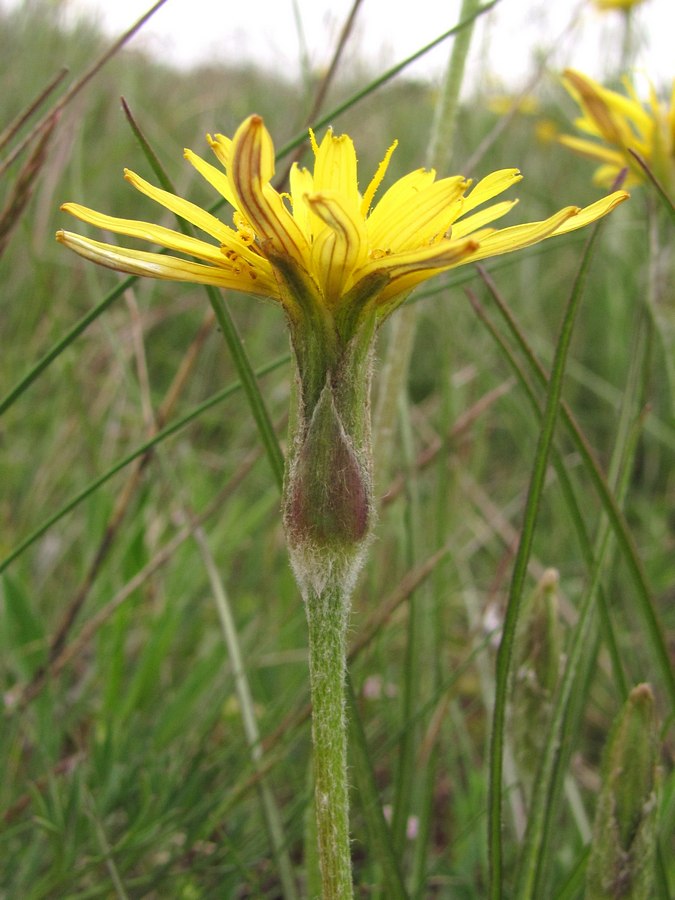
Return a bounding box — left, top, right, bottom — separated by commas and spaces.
558, 135, 627, 167
563, 70, 651, 149
61, 201, 232, 266
230, 115, 310, 266
207, 133, 233, 169
458, 191, 629, 263
368, 172, 467, 250
289, 163, 316, 240
56, 230, 273, 294
460, 169, 522, 215
368, 237, 481, 309
458, 208, 581, 261
367, 168, 437, 241
451, 199, 519, 239
547, 190, 629, 234
563, 70, 624, 145
124, 169, 232, 241
306, 192, 368, 305
361, 139, 397, 217
184, 147, 239, 209
313, 129, 360, 208
359, 235, 479, 286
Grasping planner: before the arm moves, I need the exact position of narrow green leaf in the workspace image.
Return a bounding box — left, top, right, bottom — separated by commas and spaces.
488, 219, 604, 898
1, 573, 47, 676
477, 266, 675, 709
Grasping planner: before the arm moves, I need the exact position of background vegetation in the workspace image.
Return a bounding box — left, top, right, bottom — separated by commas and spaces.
1, 1, 672, 897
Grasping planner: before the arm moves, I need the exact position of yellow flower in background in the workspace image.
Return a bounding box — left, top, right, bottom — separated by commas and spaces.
591, 0, 649, 10
58, 114, 628, 332
559, 69, 675, 193
535, 120, 560, 145
488, 93, 540, 117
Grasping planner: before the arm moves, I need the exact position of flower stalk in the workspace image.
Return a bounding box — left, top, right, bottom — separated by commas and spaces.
304, 579, 353, 898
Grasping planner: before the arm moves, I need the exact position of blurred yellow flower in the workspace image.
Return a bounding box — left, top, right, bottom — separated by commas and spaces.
488, 94, 540, 117
58, 115, 628, 330
535, 120, 560, 144
591, 0, 649, 10
559, 69, 675, 192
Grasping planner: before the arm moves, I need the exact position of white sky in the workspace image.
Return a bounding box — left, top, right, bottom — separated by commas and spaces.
8, 0, 674, 90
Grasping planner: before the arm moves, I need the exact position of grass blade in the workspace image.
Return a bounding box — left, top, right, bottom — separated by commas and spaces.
487, 218, 605, 897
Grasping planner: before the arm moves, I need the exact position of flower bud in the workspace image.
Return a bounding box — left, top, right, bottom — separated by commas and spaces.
586, 683, 660, 899
285, 380, 371, 550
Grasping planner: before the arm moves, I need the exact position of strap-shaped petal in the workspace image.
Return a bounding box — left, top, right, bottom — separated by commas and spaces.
545, 190, 629, 234
207, 133, 233, 169
56, 230, 276, 294
307, 191, 368, 305
557, 136, 627, 166
358, 234, 479, 285
71, 186, 272, 276
230, 115, 310, 266
451, 199, 519, 239
563, 70, 651, 147
313, 130, 360, 209
361, 140, 397, 217
367, 168, 437, 240
124, 169, 232, 241
61, 202, 236, 267
458, 191, 629, 262
460, 169, 522, 216
368, 173, 467, 250
184, 148, 239, 209
366, 236, 480, 308
289, 163, 316, 241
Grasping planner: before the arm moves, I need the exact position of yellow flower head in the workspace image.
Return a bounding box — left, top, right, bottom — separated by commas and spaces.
559, 69, 675, 193
58, 115, 627, 331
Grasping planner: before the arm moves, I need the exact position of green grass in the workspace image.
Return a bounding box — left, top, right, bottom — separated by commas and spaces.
1, 2, 673, 897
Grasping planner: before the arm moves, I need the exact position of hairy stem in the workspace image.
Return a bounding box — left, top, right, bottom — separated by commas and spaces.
305, 580, 353, 899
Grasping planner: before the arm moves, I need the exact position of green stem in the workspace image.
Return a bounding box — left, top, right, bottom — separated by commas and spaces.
305, 580, 354, 899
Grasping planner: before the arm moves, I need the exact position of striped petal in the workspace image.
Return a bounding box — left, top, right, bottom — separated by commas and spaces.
56, 230, 274, 294
61, 202, 231, 266
368, 173, 467, 250
306, 192, 368, 305
230, 115, 310, 267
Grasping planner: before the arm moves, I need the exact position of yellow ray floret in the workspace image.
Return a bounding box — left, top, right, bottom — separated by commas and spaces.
58, 114, 629, 322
